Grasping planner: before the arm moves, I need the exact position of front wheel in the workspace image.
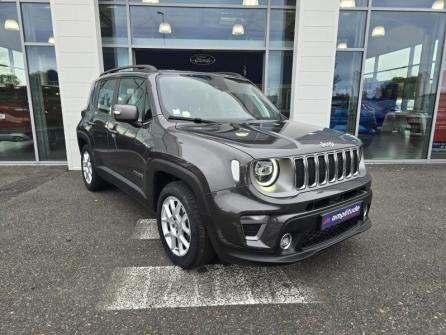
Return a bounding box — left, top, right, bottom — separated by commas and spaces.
157, 181, 214, 269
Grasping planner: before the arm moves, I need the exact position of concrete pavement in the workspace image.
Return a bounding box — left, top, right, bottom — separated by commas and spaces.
0, 164, 445, 334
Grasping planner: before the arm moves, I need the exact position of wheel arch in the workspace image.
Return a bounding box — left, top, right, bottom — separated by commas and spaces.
146, 158, 213, 217
77, 130, 91, 152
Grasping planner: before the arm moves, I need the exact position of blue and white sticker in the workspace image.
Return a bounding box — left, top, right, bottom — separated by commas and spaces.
321, 202, 362, 230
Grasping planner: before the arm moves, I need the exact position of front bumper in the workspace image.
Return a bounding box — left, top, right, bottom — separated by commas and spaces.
205, 175, 373, 264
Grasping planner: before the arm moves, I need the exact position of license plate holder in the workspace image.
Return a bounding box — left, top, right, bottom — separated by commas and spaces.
321, 201, 362, 231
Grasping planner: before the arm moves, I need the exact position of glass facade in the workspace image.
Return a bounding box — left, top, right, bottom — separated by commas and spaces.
361, 12, 445, 159
269, 9, 295, 48
267, 51, 293, 116
99, 0, 295, 117
340, 0, 369, 7
103, 47, 129, 70
2, 1, 445, 163
21, 3, 53, 43
99, 5, 128, 45
336, 11, 366, 49
333, 1, 446, 160
432, 55, 446, 158
0, 2, 34, 161
131, 7, 266, 48
331, 52, 363, 134
27, 46, 65, 161
0, 1, 65, 162
130, 0, 268, 4
372, 0, 444, 8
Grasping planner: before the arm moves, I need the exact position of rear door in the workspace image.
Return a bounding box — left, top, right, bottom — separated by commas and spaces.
108, 77, 149, 189
88, 78, 117, 168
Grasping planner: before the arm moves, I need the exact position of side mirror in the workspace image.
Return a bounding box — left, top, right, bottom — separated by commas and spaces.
113, 104, 138, 122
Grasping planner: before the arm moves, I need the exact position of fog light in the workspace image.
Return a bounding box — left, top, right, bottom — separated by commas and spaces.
280, 233, 292, 250
363, 205, 369, 220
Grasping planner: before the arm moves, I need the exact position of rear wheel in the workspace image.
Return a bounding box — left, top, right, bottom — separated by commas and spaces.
81, 145, 108, 191
157, 181, 214, 268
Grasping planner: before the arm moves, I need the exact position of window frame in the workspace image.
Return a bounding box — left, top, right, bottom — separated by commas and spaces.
142, 88, 155, 124
116, 76, 148, 121
114, 74, 156, 123
88, 82, 98, 110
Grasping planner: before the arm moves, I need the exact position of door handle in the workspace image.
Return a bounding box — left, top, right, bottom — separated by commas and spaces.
108, 125, 118, 134
87, 121, 95, 126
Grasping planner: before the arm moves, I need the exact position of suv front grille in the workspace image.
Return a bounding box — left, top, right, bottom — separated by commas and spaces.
318, 155, 327, 184
295, 148, 360, 190
295, 158, 305, 188
307, 157, 316, 187
328, 153, 336, 182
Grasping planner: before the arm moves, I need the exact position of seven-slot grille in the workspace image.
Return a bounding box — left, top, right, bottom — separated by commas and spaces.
295, 148, 360, 190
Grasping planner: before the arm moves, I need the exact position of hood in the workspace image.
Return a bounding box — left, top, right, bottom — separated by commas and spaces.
176, 120, 361, 159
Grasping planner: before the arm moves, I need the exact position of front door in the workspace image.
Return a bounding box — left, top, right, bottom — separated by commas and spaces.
90, 78, 116, 169
108, 76, 149, 189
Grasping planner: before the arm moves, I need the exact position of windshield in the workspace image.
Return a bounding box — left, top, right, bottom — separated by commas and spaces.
157, 74, 284, 122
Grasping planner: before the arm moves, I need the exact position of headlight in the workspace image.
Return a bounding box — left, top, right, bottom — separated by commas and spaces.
254, 159, 279, 187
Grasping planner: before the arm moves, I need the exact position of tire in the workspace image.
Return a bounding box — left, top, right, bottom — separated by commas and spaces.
157, 181, 214, 269
81, 145, 109, 191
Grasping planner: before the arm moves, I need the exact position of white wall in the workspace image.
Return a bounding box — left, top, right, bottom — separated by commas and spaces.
290, 0, 340, 128
50, 0, 102, 170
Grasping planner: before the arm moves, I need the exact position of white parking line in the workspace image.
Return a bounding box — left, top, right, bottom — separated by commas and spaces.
131, 219, 159, 240
97, 265, 320, 310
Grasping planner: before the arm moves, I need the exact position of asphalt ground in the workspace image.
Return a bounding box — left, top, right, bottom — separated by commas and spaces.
0, 164, 445, 334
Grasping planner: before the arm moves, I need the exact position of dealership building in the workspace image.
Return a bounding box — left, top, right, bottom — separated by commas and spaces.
0, 0, 445, 169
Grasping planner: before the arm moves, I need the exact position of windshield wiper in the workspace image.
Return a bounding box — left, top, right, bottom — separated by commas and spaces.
241, 118, 283, 124
168, 116, 218, 124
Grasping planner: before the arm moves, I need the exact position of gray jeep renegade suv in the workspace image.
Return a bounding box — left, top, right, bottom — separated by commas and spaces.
77, 65, 372, 269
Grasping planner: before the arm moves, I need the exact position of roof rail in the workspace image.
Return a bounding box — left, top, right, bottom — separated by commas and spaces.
100, 65, 158, 77
214, 72, 247, 79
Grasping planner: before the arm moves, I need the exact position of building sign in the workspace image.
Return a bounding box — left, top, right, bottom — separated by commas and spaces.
433, 67, 446, 152
190, 54, 216, 66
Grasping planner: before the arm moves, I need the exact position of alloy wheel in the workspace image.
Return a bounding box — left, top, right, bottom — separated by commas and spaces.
82, 151, 93, 184
161, 196, 192, 256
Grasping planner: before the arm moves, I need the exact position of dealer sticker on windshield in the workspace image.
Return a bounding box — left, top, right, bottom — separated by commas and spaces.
321, 201, 362, 231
